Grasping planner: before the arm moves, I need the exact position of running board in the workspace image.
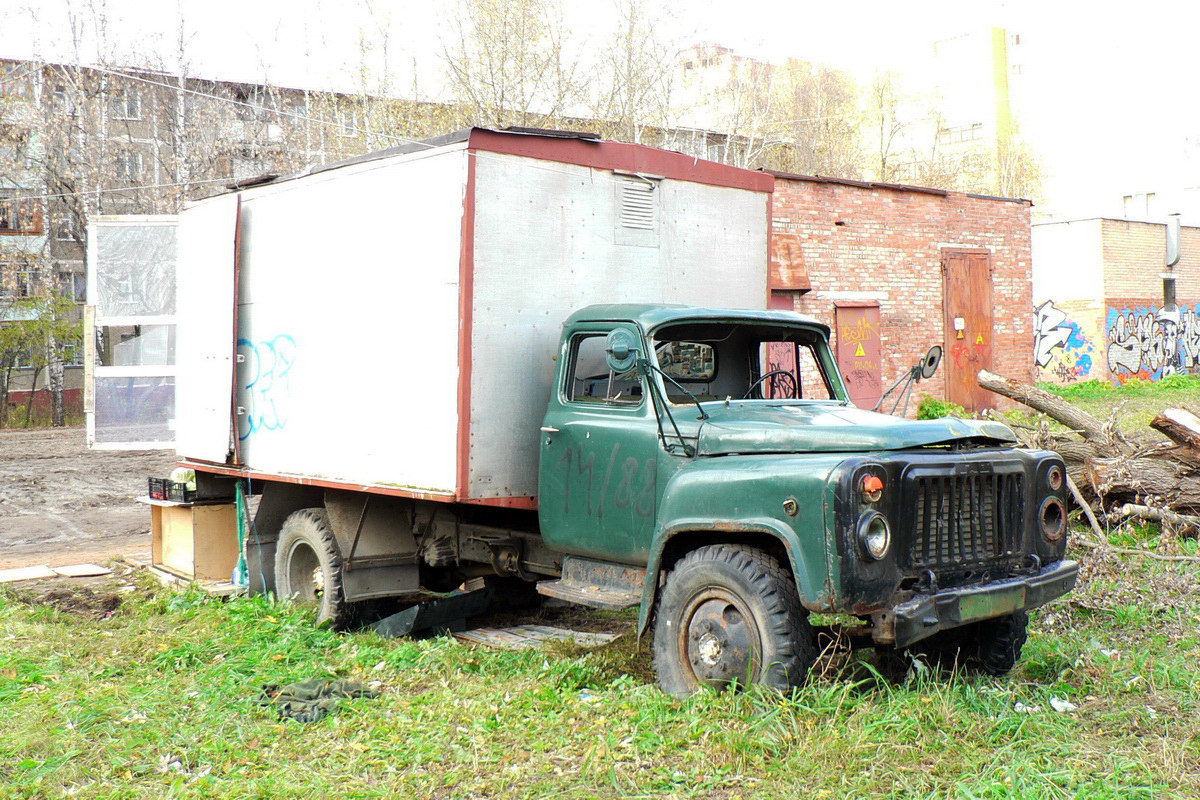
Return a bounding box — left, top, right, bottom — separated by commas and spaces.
536, 556, 644, 610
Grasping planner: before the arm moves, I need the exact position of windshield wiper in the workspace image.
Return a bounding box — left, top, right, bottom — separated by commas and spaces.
638, 359, 704, 457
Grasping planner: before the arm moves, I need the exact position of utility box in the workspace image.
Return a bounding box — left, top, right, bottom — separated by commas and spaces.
174, 128, 773, 507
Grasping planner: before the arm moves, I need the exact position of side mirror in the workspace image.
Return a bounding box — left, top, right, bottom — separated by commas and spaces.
920, 345, 943, 379
605, 329, 639, 373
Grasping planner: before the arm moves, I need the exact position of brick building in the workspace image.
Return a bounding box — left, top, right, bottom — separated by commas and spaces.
1032, 218, 1199, 384
766, 172, 1034, 413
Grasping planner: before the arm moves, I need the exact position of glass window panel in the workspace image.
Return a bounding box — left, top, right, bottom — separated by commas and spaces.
93, 224, 177, 317
96, 324, 176, 366
93, 376, 175, 443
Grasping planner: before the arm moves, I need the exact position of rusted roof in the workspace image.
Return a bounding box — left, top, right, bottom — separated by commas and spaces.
762, 169, 1032, 206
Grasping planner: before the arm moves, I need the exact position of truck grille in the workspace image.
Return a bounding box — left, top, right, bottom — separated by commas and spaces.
909, 472, 1023, 569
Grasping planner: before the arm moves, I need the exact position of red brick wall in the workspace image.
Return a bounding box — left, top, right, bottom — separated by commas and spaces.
770, 178, 1033, 412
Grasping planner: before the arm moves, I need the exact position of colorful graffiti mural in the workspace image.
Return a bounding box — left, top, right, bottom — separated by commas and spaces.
1106, 303, 1200, 382
1034, 300, 1096, 383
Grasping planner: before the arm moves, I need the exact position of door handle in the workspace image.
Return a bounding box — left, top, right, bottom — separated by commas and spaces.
540, 426, 560, 433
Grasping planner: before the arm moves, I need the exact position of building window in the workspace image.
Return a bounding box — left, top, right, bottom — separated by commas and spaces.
115, 151, 143, 182
61, 341, 83, 367
0, 188, 39, 233
15, 269, 36, 298
109, 87, 141, 120
57, 270, 86, 302
55, 215, 81, 242
52, 85, 77, 116
336, 107, 359, 137
0, 63, 31, 99
936, 122, 984, 145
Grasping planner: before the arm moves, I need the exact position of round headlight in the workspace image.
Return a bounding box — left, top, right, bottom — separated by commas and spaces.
1047, 465, 1064, 491
858, 511, 891, 560
1039, 497, 1066, 541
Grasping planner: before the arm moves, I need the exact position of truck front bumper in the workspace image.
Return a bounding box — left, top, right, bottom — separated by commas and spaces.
880, 559, 1079, 648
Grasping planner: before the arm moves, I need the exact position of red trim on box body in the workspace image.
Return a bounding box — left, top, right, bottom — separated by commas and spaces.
466, 496, 539, 510
455, 149, 478, 502
469, 130, 774, 193
179, 460, 458, 503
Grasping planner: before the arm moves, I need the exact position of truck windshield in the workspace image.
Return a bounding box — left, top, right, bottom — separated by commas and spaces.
651, 322, 843, 404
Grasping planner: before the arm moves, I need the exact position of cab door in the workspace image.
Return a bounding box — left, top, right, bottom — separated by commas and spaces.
538, 324, 661, 564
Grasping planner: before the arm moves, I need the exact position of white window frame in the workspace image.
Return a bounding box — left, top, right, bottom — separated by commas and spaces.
110, 87, 141, 121
86, 215, 179, 450
116, 151, 143, 182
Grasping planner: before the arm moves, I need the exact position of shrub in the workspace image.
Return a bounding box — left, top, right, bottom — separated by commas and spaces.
916, 395, 968, 419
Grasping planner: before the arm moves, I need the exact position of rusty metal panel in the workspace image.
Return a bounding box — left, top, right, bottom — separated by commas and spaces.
770, 231, 810, 290
835, 303, 882, 409
942, 251, 994, 412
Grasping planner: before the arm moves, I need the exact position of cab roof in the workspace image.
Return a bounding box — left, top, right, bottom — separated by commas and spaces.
565, 303, 831, 337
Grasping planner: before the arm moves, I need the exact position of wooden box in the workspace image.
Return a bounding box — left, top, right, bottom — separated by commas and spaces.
145, 500, 239, 581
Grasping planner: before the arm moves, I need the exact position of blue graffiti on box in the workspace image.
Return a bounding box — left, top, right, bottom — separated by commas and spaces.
237, 334, 297, 439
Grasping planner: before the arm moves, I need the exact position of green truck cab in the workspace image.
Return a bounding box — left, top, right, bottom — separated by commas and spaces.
536, 304, 1077, 695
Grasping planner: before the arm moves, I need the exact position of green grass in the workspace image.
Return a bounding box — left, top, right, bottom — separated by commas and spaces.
1029, 375, 1200, 433
1, 553, 1199, 800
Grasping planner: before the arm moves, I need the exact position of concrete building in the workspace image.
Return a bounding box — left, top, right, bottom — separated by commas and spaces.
1032, 218, 1200, 384
0, 57, 392, 421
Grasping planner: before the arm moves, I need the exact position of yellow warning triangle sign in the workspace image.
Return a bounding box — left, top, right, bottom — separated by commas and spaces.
854, 343, 866, 357
975, 334, 984, 345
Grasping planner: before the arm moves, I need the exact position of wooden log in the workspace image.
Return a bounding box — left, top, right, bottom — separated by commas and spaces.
1151, 409, 1200, 453
1085, 458, 1200, 509
976, 370, 1110, 444
1110, 503, 1200, 531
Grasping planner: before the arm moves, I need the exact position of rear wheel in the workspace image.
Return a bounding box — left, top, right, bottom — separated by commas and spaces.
652, 544, 817, 697
275, 508, 352, 629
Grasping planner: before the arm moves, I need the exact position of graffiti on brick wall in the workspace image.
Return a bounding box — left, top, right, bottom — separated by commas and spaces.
1034, 300, 1095, 382
1106, 303, 1200, 382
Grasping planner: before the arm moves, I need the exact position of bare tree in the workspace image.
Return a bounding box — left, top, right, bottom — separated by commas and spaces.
867, 71, 906, 183
771, 60, 861, 178
441, 0, 582, 129
587, 0, 678, 144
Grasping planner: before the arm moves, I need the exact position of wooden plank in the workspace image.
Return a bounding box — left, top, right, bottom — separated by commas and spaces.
51, 564, 112, 578
455, 625, 619, 650
0, 565, 57, 583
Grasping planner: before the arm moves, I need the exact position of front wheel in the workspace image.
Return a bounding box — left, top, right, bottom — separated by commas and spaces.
900, 610, 1029, 677
652, 544, 817, 697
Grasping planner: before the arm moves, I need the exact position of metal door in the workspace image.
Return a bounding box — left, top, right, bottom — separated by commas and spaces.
942, 250, 994, 412
538, 324, 661, 564
834, 302, 882, 409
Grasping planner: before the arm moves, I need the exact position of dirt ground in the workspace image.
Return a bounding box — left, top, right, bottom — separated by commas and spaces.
0, 427, 176, 569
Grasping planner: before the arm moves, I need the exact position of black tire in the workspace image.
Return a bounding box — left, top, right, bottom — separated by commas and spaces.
652, 544, 817, 697
274, 508, 353, 629
907, 610, 1029, 676
972, 611, 1029, 675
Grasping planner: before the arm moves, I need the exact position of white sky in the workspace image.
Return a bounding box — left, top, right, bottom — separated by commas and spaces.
1, 0, 1198, 218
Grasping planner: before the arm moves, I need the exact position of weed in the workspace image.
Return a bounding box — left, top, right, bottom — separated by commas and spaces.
917, 394, 969, 419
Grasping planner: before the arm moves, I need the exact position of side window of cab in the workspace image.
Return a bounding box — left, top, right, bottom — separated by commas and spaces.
566, 333, 643, 405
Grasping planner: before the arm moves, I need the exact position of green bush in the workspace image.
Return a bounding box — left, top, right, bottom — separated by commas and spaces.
916, 395, 968, 419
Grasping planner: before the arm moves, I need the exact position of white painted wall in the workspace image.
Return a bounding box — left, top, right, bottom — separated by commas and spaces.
231, 145, 467, 493
468, 152, 769, 499
1031, 219, 1104, 303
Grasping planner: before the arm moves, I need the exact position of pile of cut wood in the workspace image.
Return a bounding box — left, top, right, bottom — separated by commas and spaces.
978, 370, 1200, 536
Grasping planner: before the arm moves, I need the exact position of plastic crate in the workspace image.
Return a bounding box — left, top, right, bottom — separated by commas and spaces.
148, 477, 170, 501
148, 477, 196, 503
167, 481, 196, 503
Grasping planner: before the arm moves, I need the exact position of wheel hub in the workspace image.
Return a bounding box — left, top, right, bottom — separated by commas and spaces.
681, 591, 759, 687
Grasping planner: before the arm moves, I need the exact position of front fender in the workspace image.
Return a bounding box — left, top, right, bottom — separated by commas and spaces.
637, 453, 848, 634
